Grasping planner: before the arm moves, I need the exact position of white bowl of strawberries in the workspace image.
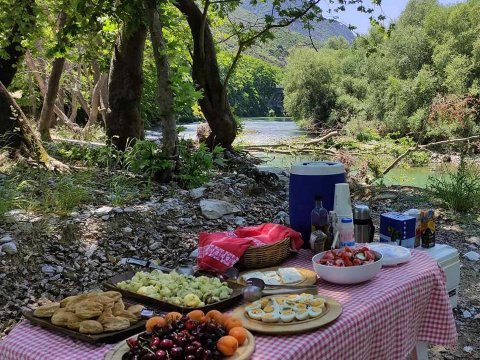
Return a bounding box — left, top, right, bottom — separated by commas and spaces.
312, 246, 383, 285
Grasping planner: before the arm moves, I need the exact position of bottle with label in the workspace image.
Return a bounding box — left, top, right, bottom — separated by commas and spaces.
310, 195, 330, 248
339, 217, 355, 248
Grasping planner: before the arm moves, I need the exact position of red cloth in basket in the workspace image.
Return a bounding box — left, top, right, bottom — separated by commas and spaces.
197, 223, 303, 272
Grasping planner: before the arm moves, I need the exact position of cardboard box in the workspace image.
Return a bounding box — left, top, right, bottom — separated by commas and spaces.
379, 212, 416, 248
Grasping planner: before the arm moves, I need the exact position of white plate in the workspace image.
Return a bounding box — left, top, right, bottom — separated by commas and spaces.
366, 243, 411, 266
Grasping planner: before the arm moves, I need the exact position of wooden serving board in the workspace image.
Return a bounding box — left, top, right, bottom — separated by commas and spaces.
105, 270, 244, 313
237, 267, 318, 287
232, 296, 342, 335
23, 310, 146, 344
104, 330, 256, 360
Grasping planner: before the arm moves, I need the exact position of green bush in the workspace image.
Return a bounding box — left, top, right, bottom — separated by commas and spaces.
428, 159, 480, 212
124, 140, 172, 179
178, 140, 224, 189
356, 128, 381, 142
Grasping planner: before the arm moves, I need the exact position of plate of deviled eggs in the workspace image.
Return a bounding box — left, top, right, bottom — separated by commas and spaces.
232, 293, 342, 334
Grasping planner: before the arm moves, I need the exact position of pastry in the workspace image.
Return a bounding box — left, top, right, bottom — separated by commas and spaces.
127, 304, 144, 318
114, 310, 138, 325
66, 313, 83, 330
101, 291, 122, 302
112, 299, 125, 315
65, 294, 90, 312
78, 320, 103, 334
102, 316, 130, 332
75, 301, 104, 319
51, 310, 76, 327
60, 295, 78, 308
97, 307, 114, 324
33, 302, 60, 318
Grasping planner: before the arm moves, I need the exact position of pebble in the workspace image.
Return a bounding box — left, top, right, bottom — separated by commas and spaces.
1, 242, 17, 255
0, 235, 13, 244
94, 206, 113, 216
467, 237, 480, 246
234, 216, 247, 227
113, 207, 123, 214
463, 251, 480, 261
122, 227, 133, 234
463, 310, 472, 318
41, 265, 57, 274
123, 207, 135, 213
101, 215, 110, 221
463, 346, 474, 353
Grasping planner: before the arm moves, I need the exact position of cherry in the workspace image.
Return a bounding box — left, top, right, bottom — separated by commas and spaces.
202, 349, 213, 360
150, 337, 161, 349
141, 353, 155, 360
184, 320, 197, 331
191, 341, 202, 349
127, 338, 139, 348
154, 350, 167, 360
186, 356, 196, 360
159, 339, 174, 349
185, 345, 196, 355
170, 346, 184, 359
195, 347, 204, 359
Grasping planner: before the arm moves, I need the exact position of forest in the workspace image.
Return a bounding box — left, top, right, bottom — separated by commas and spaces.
283, 0, 480, 143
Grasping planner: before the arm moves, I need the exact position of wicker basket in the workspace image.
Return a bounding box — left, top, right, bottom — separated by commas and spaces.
236, 237, 292, 270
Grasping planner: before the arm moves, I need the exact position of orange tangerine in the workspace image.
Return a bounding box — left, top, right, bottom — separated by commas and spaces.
217, 335, 238, 356
224, 316, 243, 331
187, 309, 205, 322
145, 316, 166, 333
205, 310, 223, 323
164, 311, 182, 323
229, 327, 247, 345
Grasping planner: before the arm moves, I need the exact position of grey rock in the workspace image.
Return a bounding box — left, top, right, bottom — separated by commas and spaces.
0, 235, 13, 244
113, 207, 124, 214
467, 236, 480, 246
166, 225, 178, 232
468, 244, 477, 250
463, 310, 472, 318
1, 242, 17, 255
149, 242, 161, 251
41, 265, 57, 274
234, 216, 247, 227
200, 199, 241, 219
94, 206, 113, 216
463, 251, 480, 261
463, 346, 474, 353
124, 207, 135, 213
122, 227, 133, 234
273, 211, 289, 225
101, 215, 110, 221
190, 187, 206, 199
85, 244, 97, 258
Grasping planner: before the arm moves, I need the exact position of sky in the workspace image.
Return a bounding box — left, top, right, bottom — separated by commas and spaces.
329, 0, 467, 34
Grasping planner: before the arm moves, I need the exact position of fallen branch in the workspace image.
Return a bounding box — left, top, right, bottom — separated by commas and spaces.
303, 131, 339, 146
381, 134, 480, 177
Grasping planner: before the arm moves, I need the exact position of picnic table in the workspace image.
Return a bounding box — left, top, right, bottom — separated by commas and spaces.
0, 249, 457, 360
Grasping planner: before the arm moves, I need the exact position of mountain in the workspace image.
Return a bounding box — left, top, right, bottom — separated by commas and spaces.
221, 3, 355, 66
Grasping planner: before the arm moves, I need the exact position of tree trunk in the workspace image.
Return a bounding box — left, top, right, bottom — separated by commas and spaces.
84, 74, 106, 129
37, 12, 68, 141
175, 0, 237, 149
106, 24, 147, 150
145, 0, 178, 181
0, 82, 68, 171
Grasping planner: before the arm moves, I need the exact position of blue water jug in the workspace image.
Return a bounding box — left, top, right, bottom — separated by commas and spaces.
289, 161, 346, 247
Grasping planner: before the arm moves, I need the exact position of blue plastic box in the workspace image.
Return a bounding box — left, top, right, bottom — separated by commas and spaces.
379, 212, 416, 248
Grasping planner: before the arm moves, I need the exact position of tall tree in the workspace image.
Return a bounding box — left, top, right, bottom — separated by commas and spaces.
145, 0, 178, 181
106, 22, 148, 150
175, 0, 237, 149
37, 11, 68, 141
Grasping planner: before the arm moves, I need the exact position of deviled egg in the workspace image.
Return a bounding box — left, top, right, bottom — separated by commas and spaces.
308, 306, 324, 318
262, 312, 280, 323
247, 308, 265, 320
295, 309, 309, 321
280, 309, 295, 322
245, 301, 262, 312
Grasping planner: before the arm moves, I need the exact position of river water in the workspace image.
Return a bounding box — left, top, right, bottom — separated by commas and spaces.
176, 117, 449, 188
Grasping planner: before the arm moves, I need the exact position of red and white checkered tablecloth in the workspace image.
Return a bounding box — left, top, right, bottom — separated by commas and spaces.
0, 249, 457, 360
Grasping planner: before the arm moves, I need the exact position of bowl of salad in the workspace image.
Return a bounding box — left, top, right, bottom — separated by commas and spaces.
312, 246, 383, 284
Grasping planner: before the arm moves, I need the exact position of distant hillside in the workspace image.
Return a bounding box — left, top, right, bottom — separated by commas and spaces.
219, 3, 355, 66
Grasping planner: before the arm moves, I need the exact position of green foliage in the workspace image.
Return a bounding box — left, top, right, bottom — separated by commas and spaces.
282, 0, 480, 142
124, 140, 173, 178
107, 173, 146, 207
356, 128, 380, 142
428, 159, 480, 212
178, 140, 224, 189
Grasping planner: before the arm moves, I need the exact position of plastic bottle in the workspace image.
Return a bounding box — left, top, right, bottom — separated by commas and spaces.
310, 195, 330, 247
339, 217, 355, 248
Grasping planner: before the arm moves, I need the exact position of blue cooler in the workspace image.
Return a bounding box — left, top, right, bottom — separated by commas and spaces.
289, 161, 346, 246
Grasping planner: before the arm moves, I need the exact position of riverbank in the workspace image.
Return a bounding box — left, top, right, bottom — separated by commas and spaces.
0, 151, 479, 358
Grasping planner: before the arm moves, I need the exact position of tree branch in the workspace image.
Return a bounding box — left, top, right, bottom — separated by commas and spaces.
199, 0, 210, 59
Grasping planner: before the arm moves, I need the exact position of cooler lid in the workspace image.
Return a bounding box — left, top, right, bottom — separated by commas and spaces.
418, 244, 459, 265
290, 161, 345, 176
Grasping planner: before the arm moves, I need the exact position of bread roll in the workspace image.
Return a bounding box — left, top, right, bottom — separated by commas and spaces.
33, 303, 60, 318
78, 320, 103, 334
75, 301, 104, 319
102, 317, 130, 332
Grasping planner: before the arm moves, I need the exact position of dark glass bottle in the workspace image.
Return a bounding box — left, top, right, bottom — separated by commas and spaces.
310, 195, 330, 248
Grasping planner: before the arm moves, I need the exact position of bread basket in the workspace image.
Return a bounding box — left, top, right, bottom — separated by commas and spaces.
236, 237, 291, 270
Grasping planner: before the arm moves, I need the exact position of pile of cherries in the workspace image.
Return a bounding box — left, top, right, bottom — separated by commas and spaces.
122, 316, 227, 360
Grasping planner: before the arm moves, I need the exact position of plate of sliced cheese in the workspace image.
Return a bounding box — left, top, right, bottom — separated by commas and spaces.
238, 267, 317, 286
232, 294, 342, 334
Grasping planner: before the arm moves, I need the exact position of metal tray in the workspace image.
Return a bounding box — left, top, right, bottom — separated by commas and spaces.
104, 270, 244, 313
